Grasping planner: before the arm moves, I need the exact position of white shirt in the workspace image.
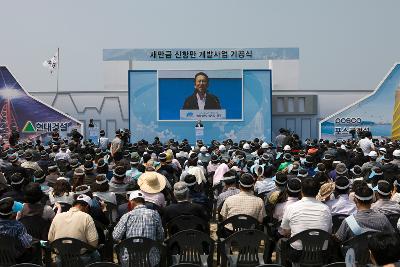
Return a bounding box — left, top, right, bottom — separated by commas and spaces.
281, 197, 332, 249
357, 137, 375, 156
196, 93, 206, 110
325, 194, 357, 215
274, 197, 299, 221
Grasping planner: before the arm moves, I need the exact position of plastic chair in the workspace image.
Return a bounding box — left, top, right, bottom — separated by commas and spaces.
11, 264, 42, 267
217, 214, 261, 265
281, 229, 332, 267
341, 231, 376, 266
19, 215, 51, 240
385, 213, 400, 231
165, 230, 214, 267
332, 214, 348, 234
85, 262, 120, 267
114, 237, 164, 267
220, 229, 270, 267
166, 215, 209, 236
0, 234, 17, 266
170, 264, 201, 267
322, 263, 346, 267
47, 238, 97, 267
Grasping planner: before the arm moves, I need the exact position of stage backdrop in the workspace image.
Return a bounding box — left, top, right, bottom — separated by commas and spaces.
0, 66, 82, 143
129, 69, 271, 143
320, 63, 400, 140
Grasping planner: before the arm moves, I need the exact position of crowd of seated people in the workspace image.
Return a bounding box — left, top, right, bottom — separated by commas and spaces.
0, 127, 399, 266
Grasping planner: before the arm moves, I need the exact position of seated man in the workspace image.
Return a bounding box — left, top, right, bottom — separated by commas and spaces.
48, 194, 100, 264
325, 176, 357, 215
220, 173, 265, 223
216, 170, 240, 210
113, 190, 164, 267
368, 232, 400, 266
0, 197, 33, 263
278, 177, 332, 264
371, 180, 400, 215
335, 183, 394, 242
162, 182, 208, 233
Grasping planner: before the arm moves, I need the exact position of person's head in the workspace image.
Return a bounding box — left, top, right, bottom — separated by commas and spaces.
74, 185, 92, 198
92, 175, 109, 192
53, 179, 71, 197
274, 172, 288, 187
239, 173, 254, 191
72, 194, 92, 213
128, 190, 145, 209
173, 182, 189, 201
10, 173, 25, 191
0, 197, 14, 219
23, 183, 44, 204
368, 233, 400, 265
222, 170, 237, 187
194, 72, 209, 95
33, 169, 46, 184
113, 165, 126, 181
301, 177, 320, 198
287, 178, 302, 198
374, 180, 392, 200
334, 176, 351, 195
353, 184, 374, 208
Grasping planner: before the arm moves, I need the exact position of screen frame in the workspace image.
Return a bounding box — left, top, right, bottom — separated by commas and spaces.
156, 69, 244, 122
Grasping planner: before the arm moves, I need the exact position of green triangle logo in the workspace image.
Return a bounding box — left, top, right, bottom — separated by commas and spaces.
22, 121, 36, 133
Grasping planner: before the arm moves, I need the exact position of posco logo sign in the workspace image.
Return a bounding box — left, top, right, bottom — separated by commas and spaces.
335, 117, 362, 124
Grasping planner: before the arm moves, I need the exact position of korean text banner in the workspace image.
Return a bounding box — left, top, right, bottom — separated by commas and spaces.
129, 69, 272, 144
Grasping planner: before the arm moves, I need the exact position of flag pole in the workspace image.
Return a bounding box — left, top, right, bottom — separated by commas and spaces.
52, 47, 59, 106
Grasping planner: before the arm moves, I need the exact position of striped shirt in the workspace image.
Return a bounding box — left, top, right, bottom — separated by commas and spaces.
335, 209, 394, 242
0, 219, 32, 256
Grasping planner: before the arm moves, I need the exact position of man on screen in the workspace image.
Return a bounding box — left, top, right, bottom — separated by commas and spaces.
182, 72, 222, 110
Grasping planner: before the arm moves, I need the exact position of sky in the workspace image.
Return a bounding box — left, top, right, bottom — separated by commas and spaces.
1, 0, 400, 93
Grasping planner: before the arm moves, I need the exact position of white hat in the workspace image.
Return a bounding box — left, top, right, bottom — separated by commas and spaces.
284, 145, 291, 151
219, 145, 226, 151
76, 194, 92, 206
261, 142, 269, 149
128, 190, 145, 201
340, 145, 346, 150
379, 147, 387, 153
200, 146, 207, 153
243, 143, 250, 150
393, 150, 400, 157
368, 151, 378, 158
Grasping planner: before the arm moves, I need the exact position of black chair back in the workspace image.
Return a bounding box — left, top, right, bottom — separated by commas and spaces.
284, 229, 331, 266
165, 230, 214, 267
386, 213, 400, 230
341, 231, 377, 266
11, 264, 42, 267
19, 214, 51, 240
332, 214, 348, 234
166, 215, 208, 236
115, 237, 163, 267
322, 263, 346, 267
0, 234, 17, 267
85, 262, 120, 267
49, 238, 96, 267
218, 214, 260, 237
220, 229, 269, 267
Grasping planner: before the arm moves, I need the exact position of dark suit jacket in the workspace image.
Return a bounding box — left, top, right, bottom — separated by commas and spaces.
182, 92, 221, 110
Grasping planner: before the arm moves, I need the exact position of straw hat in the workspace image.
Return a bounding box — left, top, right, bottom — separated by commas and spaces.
138, 172, 166, 194
316, 182, 335, 201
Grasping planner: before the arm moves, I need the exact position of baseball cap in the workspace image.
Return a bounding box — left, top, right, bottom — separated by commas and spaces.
76, 194, 92, 206
128, 190, 145, 201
